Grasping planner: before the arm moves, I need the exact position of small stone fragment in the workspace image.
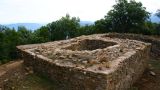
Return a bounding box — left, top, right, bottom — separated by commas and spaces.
25, 67, 30, 71
25, 72, 29, 75
82, 60, 88, 64
28, 70, 34, 74
11, 87, 15, 89
4, 79, 8, 82
83, 71, 86, 75
150, 71, 156, 76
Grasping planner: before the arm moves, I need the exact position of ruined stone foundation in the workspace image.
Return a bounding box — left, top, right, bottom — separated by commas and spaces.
17, 34, 151, 90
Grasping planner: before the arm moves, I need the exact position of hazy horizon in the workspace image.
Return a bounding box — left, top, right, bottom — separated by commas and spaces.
0, 0, 160, 24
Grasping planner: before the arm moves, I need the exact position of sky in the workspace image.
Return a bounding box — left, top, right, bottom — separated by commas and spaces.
0, 0, 160, 24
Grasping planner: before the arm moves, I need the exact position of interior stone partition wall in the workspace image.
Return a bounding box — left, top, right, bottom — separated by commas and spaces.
105, 33, 160, 59
17, 34, 151, 90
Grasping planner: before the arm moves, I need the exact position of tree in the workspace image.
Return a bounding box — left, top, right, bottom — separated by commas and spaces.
95, 0, 150, 33
78, 25, 95, 35
47, 14, 80, 40
17, 26, 33, 44
33, 26, 50, 43
0, 27, 20, 63
95, 19, 112, 33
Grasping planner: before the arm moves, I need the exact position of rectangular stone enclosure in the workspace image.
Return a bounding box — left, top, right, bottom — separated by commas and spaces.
17, 34, 151, 90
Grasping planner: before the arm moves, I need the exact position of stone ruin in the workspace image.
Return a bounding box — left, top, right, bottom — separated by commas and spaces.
17, 34, 151, 90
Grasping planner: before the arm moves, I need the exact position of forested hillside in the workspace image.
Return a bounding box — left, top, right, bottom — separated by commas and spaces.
0, 0, 160, 64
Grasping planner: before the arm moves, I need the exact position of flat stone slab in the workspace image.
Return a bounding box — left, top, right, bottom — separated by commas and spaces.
17, 34, 151, 90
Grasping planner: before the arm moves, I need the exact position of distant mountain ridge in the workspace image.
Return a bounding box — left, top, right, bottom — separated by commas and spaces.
150, 15, 160, 23
3, 18, 159, 31
80, 21, 94, 26
4, 23, 44, 30
3, 21, 94, 31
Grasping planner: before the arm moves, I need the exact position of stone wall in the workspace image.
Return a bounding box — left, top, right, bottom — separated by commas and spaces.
17, 34, 151, 90
107, 46, 150, 90
105, 33, 160, 59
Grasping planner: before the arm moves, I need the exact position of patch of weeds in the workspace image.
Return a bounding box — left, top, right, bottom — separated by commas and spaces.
129, 87, 139, 90
1, 59, 10, 64
149, 59, 160, 70
16, 74, 56, 90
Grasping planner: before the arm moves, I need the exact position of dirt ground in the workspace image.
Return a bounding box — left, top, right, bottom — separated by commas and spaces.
0, 60, 56, 90
131, 58, 160, 90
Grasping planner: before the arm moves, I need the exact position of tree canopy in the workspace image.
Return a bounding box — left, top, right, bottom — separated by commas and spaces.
46, 14, 80, 40
95, 0, 150, 33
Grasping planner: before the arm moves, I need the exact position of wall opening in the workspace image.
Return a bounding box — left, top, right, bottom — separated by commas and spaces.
64, 39, 117, 51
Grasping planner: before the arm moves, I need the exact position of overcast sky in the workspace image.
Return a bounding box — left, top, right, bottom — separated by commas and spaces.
0, 0, 159, 24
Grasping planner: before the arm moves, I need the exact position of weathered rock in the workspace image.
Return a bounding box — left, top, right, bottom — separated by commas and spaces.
17, 34, 151, 90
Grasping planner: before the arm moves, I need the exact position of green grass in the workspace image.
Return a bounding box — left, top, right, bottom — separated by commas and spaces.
149, 59, 160, 70
129, 87, 139, 90
15, 74, 56, 90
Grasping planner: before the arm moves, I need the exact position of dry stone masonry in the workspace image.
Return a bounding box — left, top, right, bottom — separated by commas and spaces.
105, 33, 160, 59
17, 34, 151, 90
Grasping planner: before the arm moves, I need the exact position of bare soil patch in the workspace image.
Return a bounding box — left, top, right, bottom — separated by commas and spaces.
130, 58, 160, 90
0, 60, 56, 90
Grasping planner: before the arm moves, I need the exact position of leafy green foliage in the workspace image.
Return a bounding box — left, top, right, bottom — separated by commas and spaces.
77, 25, 95, 35
17, 26, 33, 44
33, 26, 50, 43
95, 19, 112, 33
46, 14, 80, 40
95, 0, 150, 34
0, 27, 20, 62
